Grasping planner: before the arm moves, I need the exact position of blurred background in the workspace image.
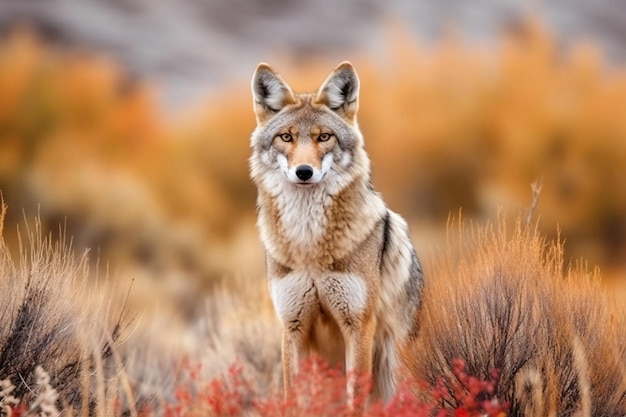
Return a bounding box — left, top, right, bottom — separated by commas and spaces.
1, 0, 625, 322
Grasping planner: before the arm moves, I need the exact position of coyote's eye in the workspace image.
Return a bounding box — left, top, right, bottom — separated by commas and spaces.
279, 133, 293, 142
318, 133, 331, 142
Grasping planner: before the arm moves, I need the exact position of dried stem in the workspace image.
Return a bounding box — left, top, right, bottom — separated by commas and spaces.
526, 178, 543, 227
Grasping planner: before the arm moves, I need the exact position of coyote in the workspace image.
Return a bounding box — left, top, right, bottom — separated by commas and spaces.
249, 62, 423, 406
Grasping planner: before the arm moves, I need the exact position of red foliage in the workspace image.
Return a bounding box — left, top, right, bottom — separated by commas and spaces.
428, 359, 509, 417
7, 404, 28, 417
2, 356, 507, 416
161, 356, 509, 417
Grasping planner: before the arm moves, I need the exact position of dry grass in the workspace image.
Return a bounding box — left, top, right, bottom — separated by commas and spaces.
0, 199, 283, 415
0, 200, 123, 414
405, 215, 626, 415
1, 206, 623, 415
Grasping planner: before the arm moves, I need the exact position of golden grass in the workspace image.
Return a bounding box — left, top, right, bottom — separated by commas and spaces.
1, 198, 624, 414
0, 197, 284, 415
405, 215, 626, 415
0, 201, 120, 414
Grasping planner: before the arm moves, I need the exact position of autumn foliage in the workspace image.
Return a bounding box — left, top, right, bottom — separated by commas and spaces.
1, 22, 626, 281
1, 19, 626, 417
160, 356, 508, 417
2, 356, 508, 416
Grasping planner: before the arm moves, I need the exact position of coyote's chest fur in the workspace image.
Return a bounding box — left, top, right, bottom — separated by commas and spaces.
258, 180, 386, 269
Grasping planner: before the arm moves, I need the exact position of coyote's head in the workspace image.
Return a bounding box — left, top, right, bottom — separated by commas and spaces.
249, 62, 370, 195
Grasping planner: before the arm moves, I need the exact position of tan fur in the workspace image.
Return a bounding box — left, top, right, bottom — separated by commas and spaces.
402, 218, 626, 416
249, 62, 423, 411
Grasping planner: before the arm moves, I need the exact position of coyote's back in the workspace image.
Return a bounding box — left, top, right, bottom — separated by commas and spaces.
249, 61, 423, 408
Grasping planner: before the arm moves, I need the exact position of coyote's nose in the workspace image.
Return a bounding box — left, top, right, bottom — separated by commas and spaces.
295, 164, 314, 181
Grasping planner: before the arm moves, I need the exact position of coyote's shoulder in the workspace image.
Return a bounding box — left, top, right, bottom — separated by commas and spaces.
249, 61, 423, 407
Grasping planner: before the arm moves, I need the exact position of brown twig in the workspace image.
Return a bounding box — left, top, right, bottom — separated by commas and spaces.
526, 178, 543, 227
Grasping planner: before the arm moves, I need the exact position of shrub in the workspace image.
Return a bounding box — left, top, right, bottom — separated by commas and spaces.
405, 216, 626, 415
0, 201, 134, 415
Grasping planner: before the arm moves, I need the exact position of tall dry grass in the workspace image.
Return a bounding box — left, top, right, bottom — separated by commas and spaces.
404, 215, 626, 415
0, 200, 128, 414
1, 190, 625, 415
0, 197, 285, 415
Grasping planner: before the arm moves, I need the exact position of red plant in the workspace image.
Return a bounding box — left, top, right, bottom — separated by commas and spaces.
163, 359, 255, 417
161, 356, 509, 417
1, 357, 508, 416
7, 404, 28, 417
428, 359, 508, 417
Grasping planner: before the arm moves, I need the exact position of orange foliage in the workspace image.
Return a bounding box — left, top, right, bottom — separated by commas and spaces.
0, 21, 625, 281
180, 21, 626, 267
0, 30, 161, 173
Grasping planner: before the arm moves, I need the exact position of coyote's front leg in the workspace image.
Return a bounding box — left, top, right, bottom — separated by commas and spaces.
268, 272, 319, 404
319, 274, 375, 414
343, 315, 376, 414
281, 328, 306, 402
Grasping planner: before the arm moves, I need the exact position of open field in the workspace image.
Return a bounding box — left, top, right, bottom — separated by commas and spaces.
1, 205, 624, 415
0, 21, 625, 415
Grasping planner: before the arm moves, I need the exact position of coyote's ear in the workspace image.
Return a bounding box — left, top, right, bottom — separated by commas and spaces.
314, 61, 359, 123
251, 63, 297, 124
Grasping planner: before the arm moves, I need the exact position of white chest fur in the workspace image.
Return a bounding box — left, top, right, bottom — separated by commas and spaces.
269, 271, 369, 327
258, 179, 387, 269
275, 185, 329, 247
